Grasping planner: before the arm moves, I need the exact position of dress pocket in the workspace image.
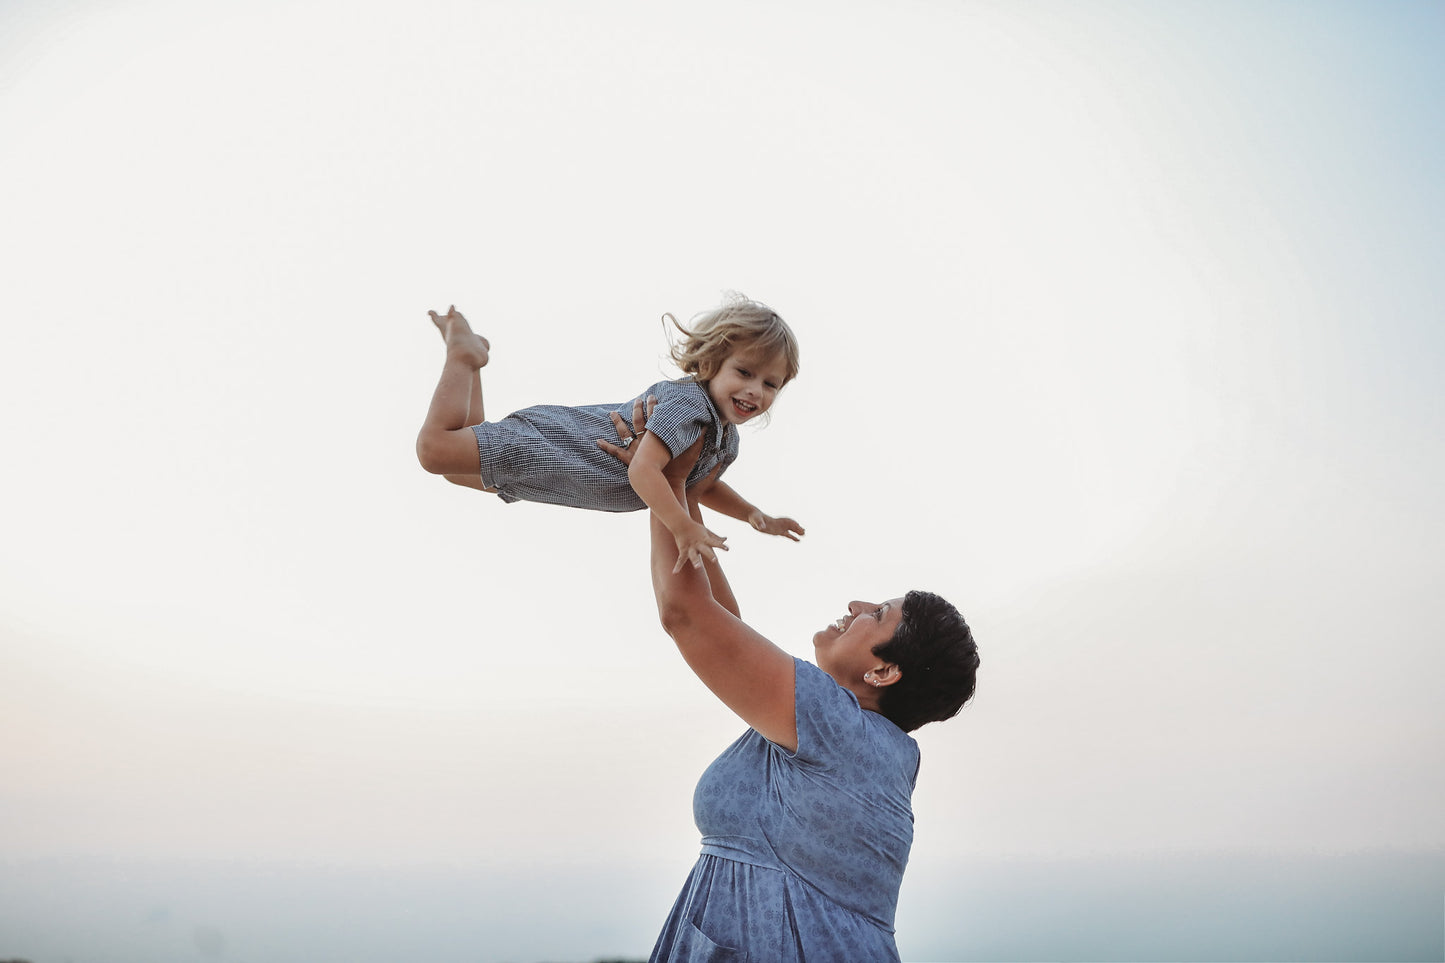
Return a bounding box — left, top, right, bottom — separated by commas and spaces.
672, 919, 747, 962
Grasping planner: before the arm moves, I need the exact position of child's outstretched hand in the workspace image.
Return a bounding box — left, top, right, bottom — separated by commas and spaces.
674, 521, 728, 574
749, 511, 805, 542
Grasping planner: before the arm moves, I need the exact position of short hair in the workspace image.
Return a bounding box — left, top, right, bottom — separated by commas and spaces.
872, 590, 980, 733
666, 292, 800, 386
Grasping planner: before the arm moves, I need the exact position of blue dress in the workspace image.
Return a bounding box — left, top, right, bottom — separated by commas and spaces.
469, 378, 738, 512
650, 659, 921, 962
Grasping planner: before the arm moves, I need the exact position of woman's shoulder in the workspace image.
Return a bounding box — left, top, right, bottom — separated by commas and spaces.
793, 659, 918, 769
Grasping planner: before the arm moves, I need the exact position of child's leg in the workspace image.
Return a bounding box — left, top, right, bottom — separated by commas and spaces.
426, 309, 497, 491
416, 307, 497, 487
433, 309, 487, 426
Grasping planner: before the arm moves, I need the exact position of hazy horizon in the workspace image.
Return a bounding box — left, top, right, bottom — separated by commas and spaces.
3, 849, 1441, 961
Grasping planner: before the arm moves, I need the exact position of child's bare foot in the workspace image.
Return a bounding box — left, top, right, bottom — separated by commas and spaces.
429, 306, 490, 368
429, 304, 473, 337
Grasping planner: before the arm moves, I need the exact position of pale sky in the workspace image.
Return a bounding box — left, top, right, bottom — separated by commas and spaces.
2, 1, 1442, 961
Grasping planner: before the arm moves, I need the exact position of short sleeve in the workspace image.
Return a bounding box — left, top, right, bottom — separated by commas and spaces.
638, 380, 712, 459
791, 658, 872, 770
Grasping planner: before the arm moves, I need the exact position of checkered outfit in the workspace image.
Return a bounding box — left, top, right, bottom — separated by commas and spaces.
469, 378, 739, 512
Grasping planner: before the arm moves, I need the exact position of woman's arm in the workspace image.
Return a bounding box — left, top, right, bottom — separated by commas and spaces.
650, 501, 797, 751
686, 492, 740, 618
598, 405, 792, 744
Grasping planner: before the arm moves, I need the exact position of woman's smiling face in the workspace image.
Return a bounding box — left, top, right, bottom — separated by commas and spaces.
813, 598, 907, 688
706, 346, 789, 425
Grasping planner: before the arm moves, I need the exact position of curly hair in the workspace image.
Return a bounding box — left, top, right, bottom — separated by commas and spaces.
872, 590, 980, 733
666, 292, 800, 386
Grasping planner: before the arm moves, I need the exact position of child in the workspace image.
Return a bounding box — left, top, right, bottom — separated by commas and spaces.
415, 293, 804, 571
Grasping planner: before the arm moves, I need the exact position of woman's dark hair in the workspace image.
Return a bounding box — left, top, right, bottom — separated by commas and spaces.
872, 590, 979, 733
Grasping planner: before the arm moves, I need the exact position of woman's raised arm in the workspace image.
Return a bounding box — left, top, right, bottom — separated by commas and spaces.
598, 397, 796, 749
650, 507, 797, 751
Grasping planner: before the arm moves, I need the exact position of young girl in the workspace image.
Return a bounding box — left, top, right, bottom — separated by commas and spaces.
415, 294, 804, 572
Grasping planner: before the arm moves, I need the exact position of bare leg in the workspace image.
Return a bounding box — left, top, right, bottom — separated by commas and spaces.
425, 309, 497, 491
415, 307, 498, 486
431, 309, 486, 425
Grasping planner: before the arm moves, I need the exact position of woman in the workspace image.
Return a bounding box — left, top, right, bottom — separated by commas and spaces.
600, 402, 981, 962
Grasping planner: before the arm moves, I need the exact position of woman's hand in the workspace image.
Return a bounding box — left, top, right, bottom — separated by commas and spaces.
749, 510, 806, 542
596, 394, 657, 465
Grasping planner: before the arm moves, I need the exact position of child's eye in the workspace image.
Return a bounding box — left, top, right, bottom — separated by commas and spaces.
765, 381, 779, 390
737, 367, 752, 378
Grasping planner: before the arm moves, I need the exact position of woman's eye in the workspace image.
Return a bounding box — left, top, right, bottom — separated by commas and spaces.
873, 608, 884, 621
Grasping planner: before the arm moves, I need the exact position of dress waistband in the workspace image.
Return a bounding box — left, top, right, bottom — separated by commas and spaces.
699, 834, 786, 873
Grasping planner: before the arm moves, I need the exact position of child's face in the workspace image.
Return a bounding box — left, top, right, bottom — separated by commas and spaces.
707, 346, 790, 425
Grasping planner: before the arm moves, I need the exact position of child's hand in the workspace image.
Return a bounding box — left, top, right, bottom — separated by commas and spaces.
749, 511, 805, 542
674, 521, 729, 574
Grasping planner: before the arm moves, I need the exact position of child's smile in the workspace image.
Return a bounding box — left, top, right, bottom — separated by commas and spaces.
707, 348, 790, 425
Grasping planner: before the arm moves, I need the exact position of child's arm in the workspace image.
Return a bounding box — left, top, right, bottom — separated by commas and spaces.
698, 479, 805, 542
626, 432, 729, 573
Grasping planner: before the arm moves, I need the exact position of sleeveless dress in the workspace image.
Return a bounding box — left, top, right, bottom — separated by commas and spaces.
650, 658, 921, 962
469, 377, 738, 512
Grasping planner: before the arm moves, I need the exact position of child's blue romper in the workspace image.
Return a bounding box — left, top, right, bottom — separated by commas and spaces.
469, 377, 738, 511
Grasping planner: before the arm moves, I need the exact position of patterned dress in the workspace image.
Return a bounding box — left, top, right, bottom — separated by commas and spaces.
469, 378, 738, 511
650, 659, 921, 962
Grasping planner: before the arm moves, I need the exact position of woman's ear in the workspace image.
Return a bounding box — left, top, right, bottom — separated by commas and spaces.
865, 664, 902, 688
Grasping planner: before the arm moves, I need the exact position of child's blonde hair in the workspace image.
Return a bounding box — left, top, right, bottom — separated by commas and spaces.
666, 292, 800, 385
